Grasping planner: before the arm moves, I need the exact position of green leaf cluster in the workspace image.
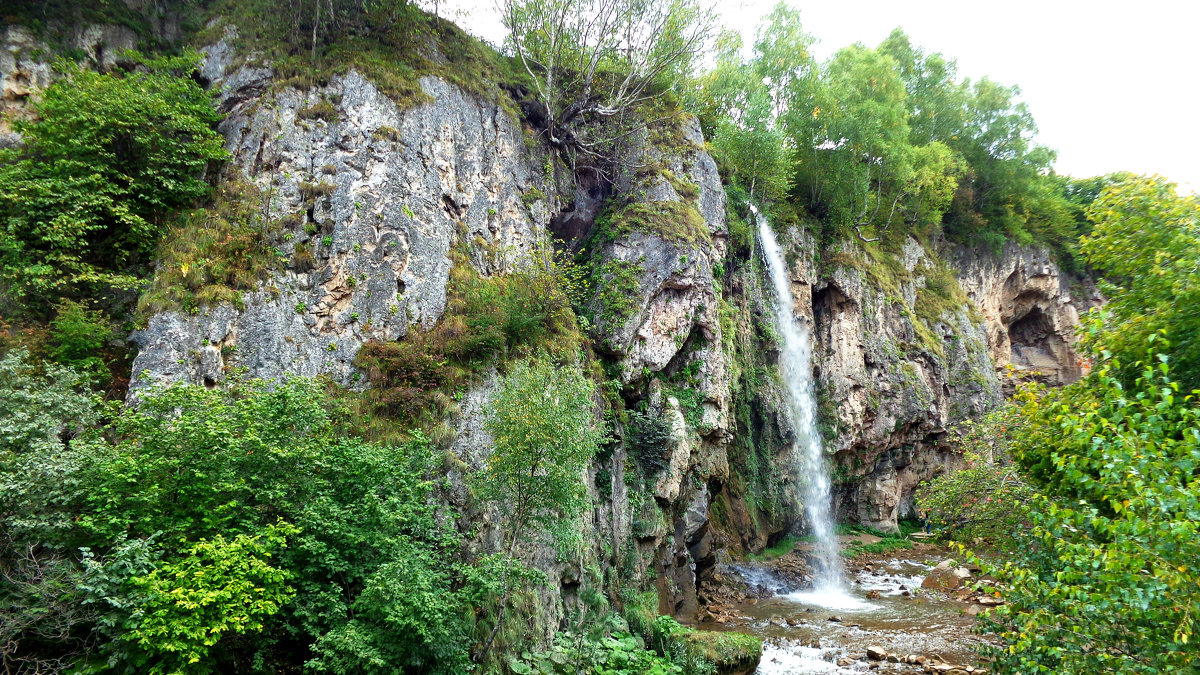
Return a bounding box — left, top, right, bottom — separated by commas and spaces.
0, 362, 487, 672
978, 345, 1200, 673
476, 355, 604, 551
916, 406, 1037, 551
0, 51, 226, 313
1081, 175, 1200, 392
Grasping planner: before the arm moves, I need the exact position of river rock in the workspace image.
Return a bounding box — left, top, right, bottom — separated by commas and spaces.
866, 645, 888, 661
922, 560, 973, 590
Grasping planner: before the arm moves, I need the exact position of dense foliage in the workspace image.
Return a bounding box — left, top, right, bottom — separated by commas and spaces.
0, 52, 225, 313
691, 9, 1090, 263
981, 342, 1199, 673
935, 176, 1200, 673
1, 368, 488, 672
1080, 176, 1200, 392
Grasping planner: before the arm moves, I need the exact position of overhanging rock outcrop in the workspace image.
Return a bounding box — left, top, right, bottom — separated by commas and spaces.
953, 242, 1102, 387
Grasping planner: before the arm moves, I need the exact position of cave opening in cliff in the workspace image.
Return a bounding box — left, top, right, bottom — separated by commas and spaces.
1008, 306, 1061, 372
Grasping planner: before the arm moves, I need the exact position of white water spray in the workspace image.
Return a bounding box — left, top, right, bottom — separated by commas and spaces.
754, 206, 846, 596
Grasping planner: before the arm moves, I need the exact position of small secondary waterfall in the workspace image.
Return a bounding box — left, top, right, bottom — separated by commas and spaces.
754, 206, 845, 594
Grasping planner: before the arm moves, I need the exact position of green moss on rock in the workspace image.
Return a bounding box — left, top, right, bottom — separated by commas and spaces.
596, 200, 710, 248
678, 630, 763, 673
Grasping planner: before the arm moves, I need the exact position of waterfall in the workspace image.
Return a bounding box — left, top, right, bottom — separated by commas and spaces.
754, 206, 845, 593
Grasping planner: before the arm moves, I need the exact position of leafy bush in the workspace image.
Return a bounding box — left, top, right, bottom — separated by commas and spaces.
48, 300, 112, 379
119, 523, 298, 674
1080, 175, 1200, 392
357, 245, 583, 427
975, 338, 1200, 673
0, 52, 226, 312
627, 409, 676, 476
513, 616, 684, 675
916, 405, 1036, 550
0, 371, 487, 672
476, 355, 603, 551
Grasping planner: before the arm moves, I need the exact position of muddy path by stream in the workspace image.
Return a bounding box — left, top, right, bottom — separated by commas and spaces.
698, 539, 995, 674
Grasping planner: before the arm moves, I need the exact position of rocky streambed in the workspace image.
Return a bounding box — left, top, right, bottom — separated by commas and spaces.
698, 541, 999, 674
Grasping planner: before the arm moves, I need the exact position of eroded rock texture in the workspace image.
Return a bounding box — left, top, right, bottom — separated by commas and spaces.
131, 38, 558, 392
954, 242, 1102, 387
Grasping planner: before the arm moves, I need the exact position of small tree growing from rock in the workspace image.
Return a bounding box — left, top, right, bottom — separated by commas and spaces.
472, 355, 604, 657
499, 0, 714, 160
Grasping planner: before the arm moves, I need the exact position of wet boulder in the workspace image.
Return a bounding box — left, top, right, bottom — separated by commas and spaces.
921, 559, 973, 591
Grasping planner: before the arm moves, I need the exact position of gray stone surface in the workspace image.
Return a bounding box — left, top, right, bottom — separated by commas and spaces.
131, 61, 556, 392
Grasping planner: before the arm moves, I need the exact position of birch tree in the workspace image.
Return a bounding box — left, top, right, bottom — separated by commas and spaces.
499, 0, 714, 158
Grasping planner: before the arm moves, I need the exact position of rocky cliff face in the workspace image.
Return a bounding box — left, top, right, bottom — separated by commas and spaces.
754, 231, 1096, 533
130, 32, 559, 393
954, 242, 1101, 387
63, 22, 1095, 625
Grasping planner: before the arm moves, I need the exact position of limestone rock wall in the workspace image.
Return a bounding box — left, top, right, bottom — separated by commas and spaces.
121, 30, 737, 631
758, 230, 1094, 533
953, 242, 1102, 387
130, 38, 559, 392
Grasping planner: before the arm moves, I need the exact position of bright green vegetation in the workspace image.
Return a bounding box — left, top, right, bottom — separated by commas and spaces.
691, 7, 1109, 268
1080, 176, 1200, 393
922, 177, 1200, 672
0, 52, 226, 315
476, 356, 603, 555
0, 347, 746, 673
6, 1, 1194, 673
0, 365, 493, 672
591, 198, 711, 249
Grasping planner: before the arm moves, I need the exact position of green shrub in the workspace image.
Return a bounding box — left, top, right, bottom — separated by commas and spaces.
0, 52, 226, 313
119, 523, 298, 674
974, 335, 1200, 672
0, 373, 488, 672
916, 405, 1036, 551
627, 409, 675, 476
48, 300, 112, 379
356, 245, 583, 428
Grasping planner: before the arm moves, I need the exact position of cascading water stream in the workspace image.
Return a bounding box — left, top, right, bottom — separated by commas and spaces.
753, 205, 849, 600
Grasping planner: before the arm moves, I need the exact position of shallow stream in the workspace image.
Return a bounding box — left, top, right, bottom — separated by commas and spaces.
702, 557, 986, 674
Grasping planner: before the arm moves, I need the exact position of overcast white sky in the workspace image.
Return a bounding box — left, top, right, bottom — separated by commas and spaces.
440, 0, 1200, 192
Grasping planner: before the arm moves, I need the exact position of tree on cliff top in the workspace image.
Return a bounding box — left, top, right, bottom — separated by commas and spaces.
499, 0, 714, 158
